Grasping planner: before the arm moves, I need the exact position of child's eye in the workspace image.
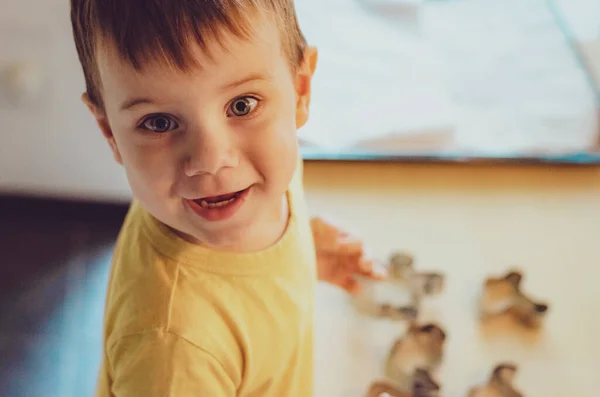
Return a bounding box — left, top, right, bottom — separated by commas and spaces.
227, 96, 259, 117
140, 115, 178, 133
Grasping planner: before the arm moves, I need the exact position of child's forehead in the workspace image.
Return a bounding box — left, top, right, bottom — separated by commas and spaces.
96, 20, 287, 94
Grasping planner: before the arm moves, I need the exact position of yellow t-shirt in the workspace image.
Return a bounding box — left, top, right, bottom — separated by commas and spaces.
95, 160, 317, 397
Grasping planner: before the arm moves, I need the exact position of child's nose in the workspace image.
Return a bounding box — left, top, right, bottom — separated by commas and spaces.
183, 130, 239, 176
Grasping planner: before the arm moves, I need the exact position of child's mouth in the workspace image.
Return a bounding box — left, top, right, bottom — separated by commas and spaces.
194, 191, 243, 209
186, 187, 251, 222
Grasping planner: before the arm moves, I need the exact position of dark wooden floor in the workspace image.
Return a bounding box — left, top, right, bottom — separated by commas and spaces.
0, 194, 129, 397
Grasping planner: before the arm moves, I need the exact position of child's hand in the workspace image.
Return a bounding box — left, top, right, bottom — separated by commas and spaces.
310, 217, 387, 295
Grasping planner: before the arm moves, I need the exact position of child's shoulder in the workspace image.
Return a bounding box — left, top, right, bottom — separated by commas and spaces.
104, 202, 182, 337
102, 209, 244, 391
104, 202, 237, 345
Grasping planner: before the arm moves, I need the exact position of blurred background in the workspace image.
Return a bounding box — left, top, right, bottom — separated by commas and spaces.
1, 0, 600, 396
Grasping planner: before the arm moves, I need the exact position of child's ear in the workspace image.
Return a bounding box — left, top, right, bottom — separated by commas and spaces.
295, 46, 318, 129
81, 93, 123, 165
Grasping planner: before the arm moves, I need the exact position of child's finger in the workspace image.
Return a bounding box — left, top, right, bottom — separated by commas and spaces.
357, 259, 387, 280
341, 277, 362, 295
317, 235, 363, 255
311, 217, 346, 239
335, 237, 363, 255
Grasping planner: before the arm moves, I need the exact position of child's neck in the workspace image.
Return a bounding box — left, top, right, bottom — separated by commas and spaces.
239, 193, 290, 252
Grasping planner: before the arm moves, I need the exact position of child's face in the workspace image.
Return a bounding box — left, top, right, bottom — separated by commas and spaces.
85, 20, 316, 249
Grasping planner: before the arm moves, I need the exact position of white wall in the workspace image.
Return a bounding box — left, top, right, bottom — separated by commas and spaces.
0, 0, 131, 202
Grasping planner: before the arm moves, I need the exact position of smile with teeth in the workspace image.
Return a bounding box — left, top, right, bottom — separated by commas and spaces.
194, 190, 243, 209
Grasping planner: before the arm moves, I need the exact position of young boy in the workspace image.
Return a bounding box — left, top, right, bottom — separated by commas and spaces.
70, 1, 385, 396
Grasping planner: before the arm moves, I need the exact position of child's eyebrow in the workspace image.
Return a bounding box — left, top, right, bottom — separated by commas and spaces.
221, 72, 271, 91
120, 97, 155, 111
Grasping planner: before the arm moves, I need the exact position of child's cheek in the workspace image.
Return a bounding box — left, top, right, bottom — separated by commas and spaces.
243, 117, 298, 185
118, 135, 179, 194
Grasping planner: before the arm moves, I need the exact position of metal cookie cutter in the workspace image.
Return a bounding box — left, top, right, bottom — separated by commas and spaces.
467, 363, 524, 397
385, 322, 447, 390
480, 270, 549, 328
353, 252, 445, 321
366, 369, 440, 397
387, 252, 445, 307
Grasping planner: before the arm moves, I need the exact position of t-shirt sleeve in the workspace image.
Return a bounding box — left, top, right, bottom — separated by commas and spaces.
107, 331, 237, 397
